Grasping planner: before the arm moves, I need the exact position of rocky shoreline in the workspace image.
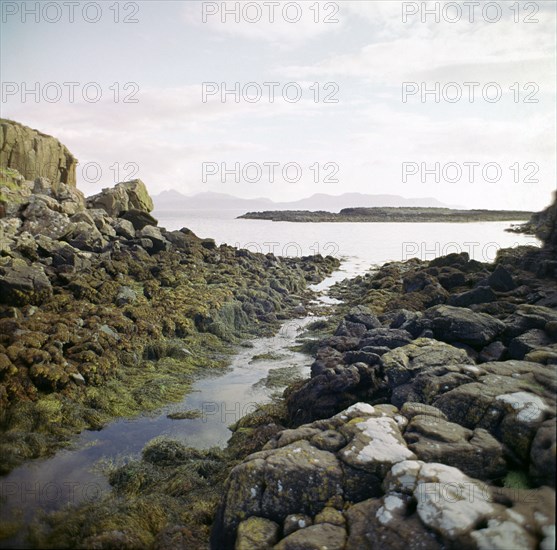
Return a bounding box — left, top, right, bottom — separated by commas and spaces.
211, 193, 556, 549
1, 119, 555, 549
238, 207, 533, 223
0, 120, 339, 477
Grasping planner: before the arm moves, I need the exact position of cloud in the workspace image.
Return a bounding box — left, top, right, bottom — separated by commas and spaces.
181, 0, 344, 48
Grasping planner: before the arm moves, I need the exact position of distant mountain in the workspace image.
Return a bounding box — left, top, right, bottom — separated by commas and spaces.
152, 190, 447, 212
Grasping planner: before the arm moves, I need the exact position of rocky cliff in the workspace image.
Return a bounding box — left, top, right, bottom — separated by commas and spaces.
0, 118, 77, 186
0, 122, 339, 477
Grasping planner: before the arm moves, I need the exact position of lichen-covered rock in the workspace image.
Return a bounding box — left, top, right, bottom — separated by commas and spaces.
384, 460, 555, 549
274, 523, 347, 550
404, 414, 506, 480
87, 179, 154, 216
381, 338, 469, 388
0, 119, 77, 185
235, 517, 280, 549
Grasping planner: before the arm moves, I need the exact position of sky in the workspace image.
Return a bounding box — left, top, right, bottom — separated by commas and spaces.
1, 0, 556, 209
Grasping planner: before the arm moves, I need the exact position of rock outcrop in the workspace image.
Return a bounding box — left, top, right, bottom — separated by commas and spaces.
212, 195, 557, 548
213, 403, 556, 549
0, 121, 339, 475
0, 119, 77, 186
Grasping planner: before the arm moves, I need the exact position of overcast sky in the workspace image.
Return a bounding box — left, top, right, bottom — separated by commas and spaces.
1, 0, 555, 209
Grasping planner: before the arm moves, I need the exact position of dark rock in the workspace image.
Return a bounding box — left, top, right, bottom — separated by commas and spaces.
386, 309, 420, 329
508, 329, 553, 360
429, 252, 470, 268
121, 209, 158, 230
359, 345, 392, 356
437, 269, 467, 291
425, 305, 505, 348
358, 328, 413, 350
0, 260, 52, 306
345, 305, 381, 329
343, 350, 381, 366
487, 265, 516, 291
529, 418, 556, 487
334, 319, 367, 338
478, 341, 506, 363
137, 226, 169, 253
201, 238, 217, 250
287, 366, 362, 424
448, 286, 496, 307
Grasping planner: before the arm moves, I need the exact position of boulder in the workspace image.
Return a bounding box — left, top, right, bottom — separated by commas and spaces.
137, 226, 169, 253
478, 341, 506, 363
384, 460, 553, 547
345, 494, 442, 550
274, 523, 346, 550
358, 328, 413, 350
213, 439, 343, 547
429, 252, 469, 268
487, 265, 516, 291
121, 208, 158, 230
235, 517, 279, 550
0, 260, 52, 305
87, 179, 154, 217
404, 414, 506, 480
111, 218, 136, 240
448, 286, 496, 307
508, 329, 553, 360
425, 305, 505, 348
345, 305, 381, 329
381, 338, 469, 389
529, 418, 556, 487
21, 195, 71, 239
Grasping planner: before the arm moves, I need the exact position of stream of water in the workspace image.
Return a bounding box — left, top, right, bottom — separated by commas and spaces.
0, 258, 366, 549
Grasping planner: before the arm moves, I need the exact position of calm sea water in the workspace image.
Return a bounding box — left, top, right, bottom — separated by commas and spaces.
155, 209, 539, 266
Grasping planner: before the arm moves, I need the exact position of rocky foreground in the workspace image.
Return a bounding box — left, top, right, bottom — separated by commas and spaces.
212, 195, 556, 549
0, 119, 339, 475
238, 207, 533, 223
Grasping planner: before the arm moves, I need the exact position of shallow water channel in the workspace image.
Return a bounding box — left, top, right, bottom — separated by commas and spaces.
0, 258, 370, 548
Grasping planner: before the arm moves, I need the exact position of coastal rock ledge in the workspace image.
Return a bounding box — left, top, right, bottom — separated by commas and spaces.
213, 192, 557, 550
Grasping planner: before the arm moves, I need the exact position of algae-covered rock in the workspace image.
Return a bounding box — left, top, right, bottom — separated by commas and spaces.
0, 259, 52, 305
235, 517, 279, 549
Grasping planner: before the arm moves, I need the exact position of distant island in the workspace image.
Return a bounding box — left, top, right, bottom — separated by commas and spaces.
238, 207, 533, 223
152, 190, 449, 212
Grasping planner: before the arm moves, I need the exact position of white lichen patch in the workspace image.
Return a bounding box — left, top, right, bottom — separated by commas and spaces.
495, 392, 549, 422
340, 417, 415, 472
376, 494, 406, 525
343, 402, 376, 417
416, 481, 497, 539
470, 519, 535, 550
386, 460, 423, 493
